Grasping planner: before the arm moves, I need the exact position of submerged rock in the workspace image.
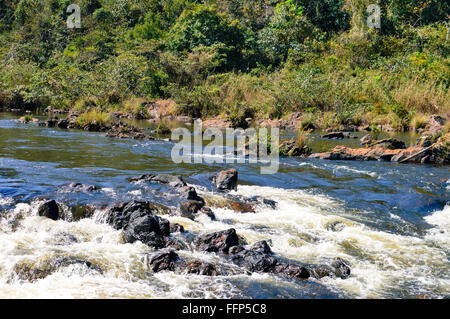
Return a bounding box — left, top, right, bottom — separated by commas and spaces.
52, 232, 79, 245
128, 174, 187, 188
180, 200, 204, 219
70, 204, 96, 221
12, 255, 102, 282
199, 207, 216, 221
65, 183, 100, 193
186, 260, 221, 276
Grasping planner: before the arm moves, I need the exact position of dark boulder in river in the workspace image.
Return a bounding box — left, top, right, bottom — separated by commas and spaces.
330, 257, 351, 279
57, 119, 69, 129
148, 250, 180, 272
148, 251, 237, 276
228, 241, 311, 279
38, 200, 62, 221
180, 200, 204, 219
179, 186, 207, 219
211, 169, 238, 192
195, 228, 240, 254
170, 223, 185, 233
46, 119, 58, 128
231, 249, 278, 273
251, 240, 273, 255
273, 263, 311, 280
106, 201, 172, 249
195, 228, 352, 282
182, 186, 205, 204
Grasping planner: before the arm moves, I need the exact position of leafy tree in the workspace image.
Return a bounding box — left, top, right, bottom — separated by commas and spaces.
297, 0, 350, 33
258, 0, 320, 64
388, 0, 449, 26
168, 4, 252, 70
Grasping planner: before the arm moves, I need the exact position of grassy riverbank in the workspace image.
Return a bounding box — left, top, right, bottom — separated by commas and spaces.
0, 0, 449, 132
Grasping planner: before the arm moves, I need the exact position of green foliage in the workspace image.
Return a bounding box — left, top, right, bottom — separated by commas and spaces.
298, 0, 350, 33
258, 0, 323, 64
168, 4, 252, 71
0, 0, 448, 128
369, 125, 381, 141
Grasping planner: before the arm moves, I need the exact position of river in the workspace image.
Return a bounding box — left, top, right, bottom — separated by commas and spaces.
0, 112, 448, 298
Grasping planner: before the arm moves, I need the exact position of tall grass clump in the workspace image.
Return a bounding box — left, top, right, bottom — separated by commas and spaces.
76, 110, 111, 127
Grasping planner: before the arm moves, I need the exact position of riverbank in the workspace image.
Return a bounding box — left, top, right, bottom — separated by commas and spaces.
15, 110, 450, 166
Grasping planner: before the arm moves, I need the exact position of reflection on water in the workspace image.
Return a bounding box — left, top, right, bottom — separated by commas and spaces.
0, 112, 449, 299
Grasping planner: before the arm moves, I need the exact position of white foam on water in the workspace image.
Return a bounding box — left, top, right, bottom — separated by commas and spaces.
0, 186, 448, 298
326, 163, 378, 178
192, 185, 449, 298
0, 202, 249, 299
425, 205, 450, 247
101, 188, 116, 197
0, 194, 13, 207
128, 189, 142, 196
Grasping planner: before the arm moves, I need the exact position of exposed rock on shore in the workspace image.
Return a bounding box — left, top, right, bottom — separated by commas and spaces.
310, 133, 449, 164
279, 140, 311, 157
64, 183, 100, 193
105, 121, 155, 140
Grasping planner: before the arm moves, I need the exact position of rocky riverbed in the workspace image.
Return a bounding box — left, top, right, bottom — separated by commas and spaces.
1, 112, 449, 298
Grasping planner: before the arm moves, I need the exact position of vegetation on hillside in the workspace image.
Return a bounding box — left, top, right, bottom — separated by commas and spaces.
0, 0, 448, 131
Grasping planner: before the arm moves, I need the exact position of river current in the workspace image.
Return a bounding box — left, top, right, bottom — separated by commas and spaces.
0, 112, 448, 298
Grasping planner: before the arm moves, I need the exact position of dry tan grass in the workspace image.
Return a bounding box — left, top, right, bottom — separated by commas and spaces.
296, 127, 312, 149
393, 78, 450, 115
410, 113, 429, 130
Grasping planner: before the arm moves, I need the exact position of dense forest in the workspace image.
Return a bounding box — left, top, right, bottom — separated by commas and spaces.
0, 0, 449, 131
